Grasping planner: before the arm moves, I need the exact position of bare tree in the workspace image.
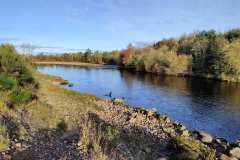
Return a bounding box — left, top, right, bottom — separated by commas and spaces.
19, 43, 36, 55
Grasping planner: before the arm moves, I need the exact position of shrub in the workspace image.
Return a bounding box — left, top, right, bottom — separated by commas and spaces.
0, 44, 35, 86
0, 74, 17, 90
0, 44, 36, 106
9, 87, 33, 105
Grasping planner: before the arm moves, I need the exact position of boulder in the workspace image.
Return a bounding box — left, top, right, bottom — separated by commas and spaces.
234, 140, 240, 147
181, 130, 189, 137
68, 83, 74, 87
147, 108, 157, 117
230, 147, 240, 159
199, 132, 213, 144
112, 98, 124, 105
219, 153, 238, 160
216, 138, 229, 149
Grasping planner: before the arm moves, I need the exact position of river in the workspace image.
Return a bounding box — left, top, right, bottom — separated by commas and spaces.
38, 65, 240, 141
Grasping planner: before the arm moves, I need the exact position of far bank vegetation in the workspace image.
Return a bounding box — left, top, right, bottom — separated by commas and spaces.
31, 28, 240, 82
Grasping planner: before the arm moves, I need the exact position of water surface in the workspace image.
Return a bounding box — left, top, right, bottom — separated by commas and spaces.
38, 65, 240, 141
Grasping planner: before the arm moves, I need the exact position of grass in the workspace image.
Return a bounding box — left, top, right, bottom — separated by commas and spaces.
0, 125, 10, 152
9, 87, 33, 105
79, 113, 121, 160
169, 136, 215, 160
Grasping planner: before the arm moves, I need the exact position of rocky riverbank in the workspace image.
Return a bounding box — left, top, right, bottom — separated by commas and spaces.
1, 72, 239, 160
88, 98, 240, 159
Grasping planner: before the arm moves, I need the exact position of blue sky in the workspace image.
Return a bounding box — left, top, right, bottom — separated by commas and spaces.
0, 0, 240, 53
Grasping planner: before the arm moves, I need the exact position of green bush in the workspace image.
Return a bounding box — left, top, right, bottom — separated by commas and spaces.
0, 44, 36, 106
0, 74, 17, 90
9, 87, 33, 105
0, 44, 35, 86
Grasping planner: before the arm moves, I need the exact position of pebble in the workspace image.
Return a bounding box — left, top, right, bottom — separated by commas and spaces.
199, 131, 213, 143
230, 147, 240, 159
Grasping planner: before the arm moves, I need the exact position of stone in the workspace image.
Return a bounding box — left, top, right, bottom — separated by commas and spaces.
181, 130, 189, 137
164, 117, 171, 123
234, 140, 240, 147
230, 147, 240, 159
147, 108, 157, 117
15, 143, 22, 148
178, 124, 186, 131
199, 132, 213, 143
216, 138, 229, 149
6, 101, 14, 109
60, 80, 69, 85
68, 83, 74, 87
219, 153, 238, 160
145, 147, 151, 153
157, 157, 168, 160
113, 98, 124, 105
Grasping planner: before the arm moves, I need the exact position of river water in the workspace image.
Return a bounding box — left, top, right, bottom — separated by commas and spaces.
38, 65, 240, 141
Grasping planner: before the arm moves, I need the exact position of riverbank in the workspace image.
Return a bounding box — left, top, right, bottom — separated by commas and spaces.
33, 61, 103, 67
1, 72, 240, 159
35, 61, 240, 84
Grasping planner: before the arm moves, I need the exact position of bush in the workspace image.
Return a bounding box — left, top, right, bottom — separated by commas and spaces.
0, 44, 36, 106
0, 44, 35, 86
9, 87, 33, 105
0, 74, 17, 90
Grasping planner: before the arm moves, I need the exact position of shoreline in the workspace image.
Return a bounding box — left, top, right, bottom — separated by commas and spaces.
44, 72, 240, 159
1, 71, 238, 159
35, 61, 238, 83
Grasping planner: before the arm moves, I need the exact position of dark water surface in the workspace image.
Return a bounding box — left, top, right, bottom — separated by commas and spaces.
38, 65, 240, 141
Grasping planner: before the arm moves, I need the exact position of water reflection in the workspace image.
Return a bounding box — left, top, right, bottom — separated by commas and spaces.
38, 65, 240, 141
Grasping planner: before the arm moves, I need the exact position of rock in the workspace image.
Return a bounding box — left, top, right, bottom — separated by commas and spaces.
181, 130, 189, 137
68, 83, 74, 87
216, 138, 229, 149
199, 132, 213, 143
230, 147, 240, 159
178, 124, 186, 131
15, 143, 22, 148
2, 154, 11, 160
147, 108, 157, 117
219, 153, 238, 160
234, 140, 240, 147
157, 157, 168, 160
112, 98, 124, 105
6, 101, 14, 109
60, 80, 69, 85
145, 147, 151, 153
164, 117, 171, 124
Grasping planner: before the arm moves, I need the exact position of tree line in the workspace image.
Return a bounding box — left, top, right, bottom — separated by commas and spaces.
30, 28, 240, 82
